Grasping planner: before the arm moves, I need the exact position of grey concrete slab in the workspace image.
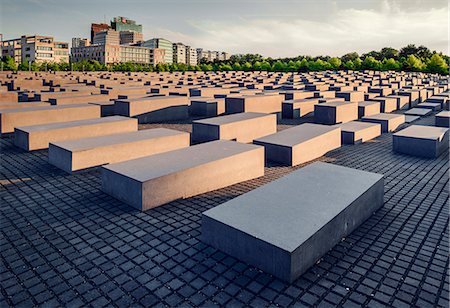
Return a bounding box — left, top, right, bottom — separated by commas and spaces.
361, 113, 405, 133
49, 128, 190, 173
101, 140, 265, 210
393, 125, 449, 158
404, 108, 432, 116
435, 111, 450, 127
192, 112, 276, 143
202, 162, 384, 282
253, 123, 341, 166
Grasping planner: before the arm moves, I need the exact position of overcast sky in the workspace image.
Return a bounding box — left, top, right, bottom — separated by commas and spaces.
1, 0, 448, 57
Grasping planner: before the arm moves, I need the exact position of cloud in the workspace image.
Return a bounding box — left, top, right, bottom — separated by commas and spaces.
185, 0, 448, 57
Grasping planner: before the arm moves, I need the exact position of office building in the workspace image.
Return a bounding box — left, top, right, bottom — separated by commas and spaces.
173, 43, 186, 64
120, 31, 143, 45
72, 38, 90, 48
1, 35, 69, 63
111, 16, 142, 33
93, 30, 120, 45
142, 38, 173, 64
120, 45, 150, 64
71, 44, 120, 64
90, 23, 111, 43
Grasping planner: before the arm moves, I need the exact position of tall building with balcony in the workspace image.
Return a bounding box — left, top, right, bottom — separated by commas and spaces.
186, 46, 197, 66
111, 16, 142, 33
93, 30, 120, 46
1, 35, 69, 63
72, 37, 90, 48
142, 38, 173, 64
173, 43, 186, 64
90, 23, 111, 43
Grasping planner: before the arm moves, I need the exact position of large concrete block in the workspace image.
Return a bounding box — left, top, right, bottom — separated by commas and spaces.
404, 108, 432, 116
115, 96, 189, 123
101, 140, 265, 210
358, 101, 381, 118
335, 91, 364, 102
49, 128, 190, 173
225, 94, 284, 114
416, 103, 441, 111
202, 162, 384, 282
190, 97, 225, 117
361, 113, 405, 133
388, 95, 409, 110
253, 123, 341, 166
314, 101, 358, 125
370, 97, 397, 113
14, 116, 137, 151
281, 98, 319, 119
49, 94, 111, 105
340, 121, 381, 144
192, 112, 276, 143
435, 111, 450, 127
393, 125, 449, 158
0, 104, 100, 134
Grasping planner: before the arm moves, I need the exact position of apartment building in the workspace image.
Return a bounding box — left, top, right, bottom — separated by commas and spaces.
196, 48, 230, 63
142, 38, 173, 64
173, 43, 186, 64
150, 48, 165, 66
186, 46, 198, 66
1, 35, 69, 63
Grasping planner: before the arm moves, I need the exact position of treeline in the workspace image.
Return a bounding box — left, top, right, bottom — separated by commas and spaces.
1, 44, 448, 75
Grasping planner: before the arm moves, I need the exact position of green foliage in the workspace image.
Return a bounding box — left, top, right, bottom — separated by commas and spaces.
328, 57, 341, 70
362, 56, 381, 70
425, 54, 449, 74
403, 55, 425, 71
2, 56, 17, 71
381, 58, 401, 71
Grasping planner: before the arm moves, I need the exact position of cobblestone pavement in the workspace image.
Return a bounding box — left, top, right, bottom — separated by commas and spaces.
1, 115, 448, 307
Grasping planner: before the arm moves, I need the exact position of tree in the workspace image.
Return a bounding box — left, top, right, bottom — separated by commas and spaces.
2, 56, 17, 71
242, 62, 252, 71
343, 60, 355, 70
403, 55, 425, 71
426, 54, 449, 74
260, 61, 271, 71
381, 58, 400, 71
399, 44, 419, 59
232, 62, 241, 71
341, 52, 359, 63
328, 57, 341, 70
380, 47, 398, 60
253, 61, 261, 71
354, 57, 363, 70
272, 60, 286, 71
362, 56, 381, 70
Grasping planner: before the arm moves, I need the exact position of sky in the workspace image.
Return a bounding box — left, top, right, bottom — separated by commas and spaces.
0, 0, 448, 58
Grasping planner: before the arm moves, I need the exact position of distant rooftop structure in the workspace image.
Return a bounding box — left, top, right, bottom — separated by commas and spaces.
111, 16, 142, 34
